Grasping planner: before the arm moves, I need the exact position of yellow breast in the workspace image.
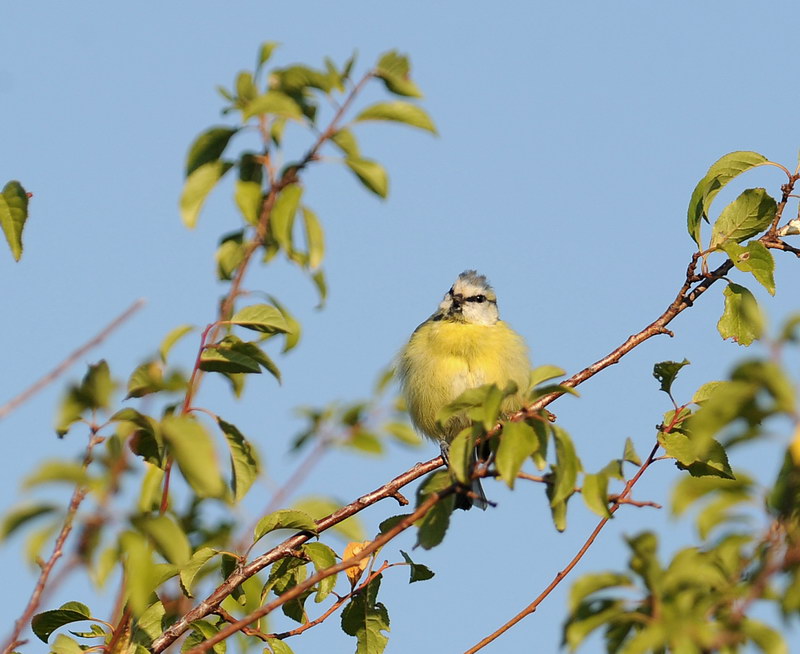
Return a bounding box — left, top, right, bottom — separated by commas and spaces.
398, 320, 531, 441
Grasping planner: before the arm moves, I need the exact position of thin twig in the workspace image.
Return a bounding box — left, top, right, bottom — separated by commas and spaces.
1, 433, 104, 654
0, 299, 146, 421
464, 442, 662, 654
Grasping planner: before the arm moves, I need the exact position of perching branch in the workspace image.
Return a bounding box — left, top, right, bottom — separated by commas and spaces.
182, 487, 453, 654
0, 299, 145, 422
149, 456, 443, 652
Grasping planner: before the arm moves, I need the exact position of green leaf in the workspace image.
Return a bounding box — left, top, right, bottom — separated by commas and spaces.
234, 180, 262, 226
180, 160, 233, 228
581, 472, 611, 518
302, 542, 338, 603
242, 91, 304, 121
126, 360, 186, 399
182, 620, 226, 654
265, 638, 295, 654
311, 269, 327, 307
741, 618, 788, 654
235, 71, 257, 104
400, 550, 435, 583
267, 295, 302, 353
257, 41, 280, 72
658, 431, 734, 479
496, 421, 539, 488
551, 425, 581, 505
415, 470, 454, 550
31, 602, 92, 643
355, 101, 436, 134
292, 496, 365, 542
0, 503, 57, 541
229, 304, 289, 333
447, 427, 476, 485
23, 461, 88, 489
375, 51, 423, 98
568, 572, 632, 612
384, 421, 422, 447
200, 344, 262, 374
345, 158, 388, 198
652, 359, 690, 395
271, 184, 303, 253
331, 128, 360, 157
529, 364, 566, 389
159, 324, 195, 363
722, 240, 776, 295
132, 514, 192, 566
622, 437, 641, 466
0, 180, 30, 261
340, 575, 390, 654
217, 418, 259, 502
687, 151, 767, 247
691, 380, 726, 405
302, 206, 325, 269
709, 187, 776, 249
563, 598, 626, 652
253, 509, 318, 544
161, 416, 226, 499
50, 634, 85, 654
56, 359, 114, 434
215, 230, 246, 281
185, 127, 238, 176
179, 547, 219, 598
717, 282, 765, 346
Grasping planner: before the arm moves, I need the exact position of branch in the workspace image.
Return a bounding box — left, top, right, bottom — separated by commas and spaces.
150, 456, 443, 652
183, 487, 453, 654
0, 299, 145, 422
1, 433, 104, 654
464, 442, 662, 654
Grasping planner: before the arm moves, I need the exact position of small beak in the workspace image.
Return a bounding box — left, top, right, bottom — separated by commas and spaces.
450, 294, 463, 313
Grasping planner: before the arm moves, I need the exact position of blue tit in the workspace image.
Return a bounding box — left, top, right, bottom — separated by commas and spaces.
398, 270, 531, 509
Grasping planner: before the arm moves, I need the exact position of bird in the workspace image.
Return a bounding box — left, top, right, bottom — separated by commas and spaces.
397, 270, 532, 509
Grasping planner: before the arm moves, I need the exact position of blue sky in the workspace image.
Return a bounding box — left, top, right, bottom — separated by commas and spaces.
2, 2, 800, 652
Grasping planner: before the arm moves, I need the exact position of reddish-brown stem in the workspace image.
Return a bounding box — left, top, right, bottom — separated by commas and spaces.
159, 322, 216, 514
1, 433, 103, 654
465, 442, 662, 654
0, 299, 145, 422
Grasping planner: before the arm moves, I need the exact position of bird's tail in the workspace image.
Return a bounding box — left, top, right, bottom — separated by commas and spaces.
441, 441, 490, 511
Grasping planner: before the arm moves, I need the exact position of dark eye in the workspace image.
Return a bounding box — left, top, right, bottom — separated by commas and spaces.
471, 295, 486, 303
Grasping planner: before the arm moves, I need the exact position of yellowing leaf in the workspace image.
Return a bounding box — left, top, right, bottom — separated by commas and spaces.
343, 540, 372, 586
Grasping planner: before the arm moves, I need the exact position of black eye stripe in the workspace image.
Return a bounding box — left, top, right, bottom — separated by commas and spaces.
466, 294, 487, 303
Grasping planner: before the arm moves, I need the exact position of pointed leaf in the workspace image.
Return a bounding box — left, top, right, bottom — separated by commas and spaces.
229, 304, 289, 333
355, 101, 436, 134
217, 418, 259, 501
31, 602, 91, 643
331, 128, 360, 157
400, 550, 435, 583
529, 364, 566, 388
622, 438, 642, 466
581, 472, 611, 518
186, 127, 238, 176
132, 514, 192, 566
687, 151, 767, 247
242, 91, 303, 121
496, 421, 539, 488
180, 161, 233, 228
0, 180, 30, 261
345, 158, 388, 198
302, 206, 325, 269
302, 542, 338, 603
271, 184, 303, 253
159, 324, 195, 363
710, 187, 776, 249
179, 547, 219, 598
253, 509, 318, 544
161, 416, 226, 498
